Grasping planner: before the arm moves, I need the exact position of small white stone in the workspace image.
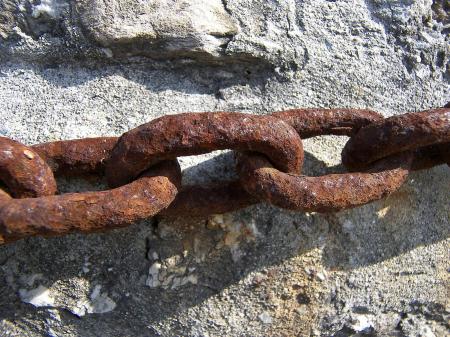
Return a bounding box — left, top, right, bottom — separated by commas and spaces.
183, 274, 198, 285
350, 314, 374, 332
69, 302, 89, 317
19, 285, 54, 307
171, 277, 182, 289
258, 311, 273, 324
88, 293, 116, 314
304, 267, 314, 275
316, 271, 326, 281
164, 255, 181, 268
32, 0, 58, 18
146, 262, 162, 287
295, 306, 308, 315
90, 285, 102, 300
102, 48, 113, 58
149, 262, 161, 274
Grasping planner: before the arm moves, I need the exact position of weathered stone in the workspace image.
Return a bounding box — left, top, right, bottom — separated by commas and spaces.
0, 0, 449, 336
0, 0, 68, 40
73, 0, 239, 61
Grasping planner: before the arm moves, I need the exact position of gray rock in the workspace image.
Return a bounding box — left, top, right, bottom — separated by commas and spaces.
73, 0, 239, 61
0, 0, 449, 336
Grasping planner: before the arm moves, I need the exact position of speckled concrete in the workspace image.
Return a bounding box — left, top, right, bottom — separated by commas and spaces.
0, 0, 449, 336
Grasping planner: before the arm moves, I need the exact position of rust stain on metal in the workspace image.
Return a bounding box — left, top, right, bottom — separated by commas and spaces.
437, 142, 450, 166
272, 108, 383, 138
0, 137, 57, 198
342, 108, 450, 170
160, 180, 257, 218
411, 142, 450, 170
238, 153, 412, 212
0, 107, 448, 244
33, 137, 118, 175
238, 109, 413, 212
0, 189, 11, 203
0, 160, 181, 244
106, 112, 304, 187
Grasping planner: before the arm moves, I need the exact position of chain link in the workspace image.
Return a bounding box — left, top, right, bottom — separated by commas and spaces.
0, 106, 448, 244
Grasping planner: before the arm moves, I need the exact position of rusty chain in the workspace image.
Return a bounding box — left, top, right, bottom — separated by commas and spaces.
0, 106, 448, 244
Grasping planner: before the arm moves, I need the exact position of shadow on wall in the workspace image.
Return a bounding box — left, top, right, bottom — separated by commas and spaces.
1, 60, 277, 98
0, 150, 448, 335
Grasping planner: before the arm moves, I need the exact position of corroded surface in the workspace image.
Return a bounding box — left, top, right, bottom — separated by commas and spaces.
0, 137, 181, 243
238, 153, 412, 212
0, 0, 448, 335
272, 108, 384, 138
33, 137, 118, 175
1, 107, 447, 240
239, 109, 413, 212
343, 108, 450, 170
0, 137, 56, 198
106, 112, 304, 187
0, 160, 180, 244
160, 180, 257, 218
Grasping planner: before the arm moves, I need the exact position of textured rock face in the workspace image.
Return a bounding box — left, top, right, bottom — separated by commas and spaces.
0, 0, 306, 66
74, 0, 239, 60
0, 0, 449, 336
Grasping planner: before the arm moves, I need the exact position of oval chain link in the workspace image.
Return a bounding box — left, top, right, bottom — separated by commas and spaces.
0, 106, 448, 243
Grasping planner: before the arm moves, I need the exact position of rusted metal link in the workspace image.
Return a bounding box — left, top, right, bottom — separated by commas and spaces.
271, 108, 383, 138
159, 180, 258, 218
412, 142, 450, 170
104, 112, 304, 218
106, 112, 304, 187
0, 106, 448, 244
238, 109, 413, 212
342, 108, 450, 170
0, 137, 57, 198
0, 138, 181, 244
238, 153, 411, 212
0, 160, 180, 244
35, 136, 257, 219
32, 137, 117, 175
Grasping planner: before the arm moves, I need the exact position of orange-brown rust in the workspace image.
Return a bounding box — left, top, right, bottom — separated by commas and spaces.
0, 188, 11, 205
33, 137, 118, 175
106, 112, 304, 188
342, 108, 450, 170
238, 153, 412, 212
1, 107, 448, 242
239, 109, 413, 212
160, 180, 258, 218
0, 137, 57, 198
0, 160, 181, 244
272, 108, 383, 138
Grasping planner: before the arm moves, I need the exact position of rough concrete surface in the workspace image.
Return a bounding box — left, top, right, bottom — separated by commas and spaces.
0, 0, 449, 336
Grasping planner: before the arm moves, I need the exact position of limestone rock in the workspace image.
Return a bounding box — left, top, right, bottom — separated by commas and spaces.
73, 0, 239, 61
0, 0, 449, 336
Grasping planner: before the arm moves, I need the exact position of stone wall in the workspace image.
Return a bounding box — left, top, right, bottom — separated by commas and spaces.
0, 0, 448, 336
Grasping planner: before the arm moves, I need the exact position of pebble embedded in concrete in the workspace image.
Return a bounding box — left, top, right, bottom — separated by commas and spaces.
19, 285, 55, 307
